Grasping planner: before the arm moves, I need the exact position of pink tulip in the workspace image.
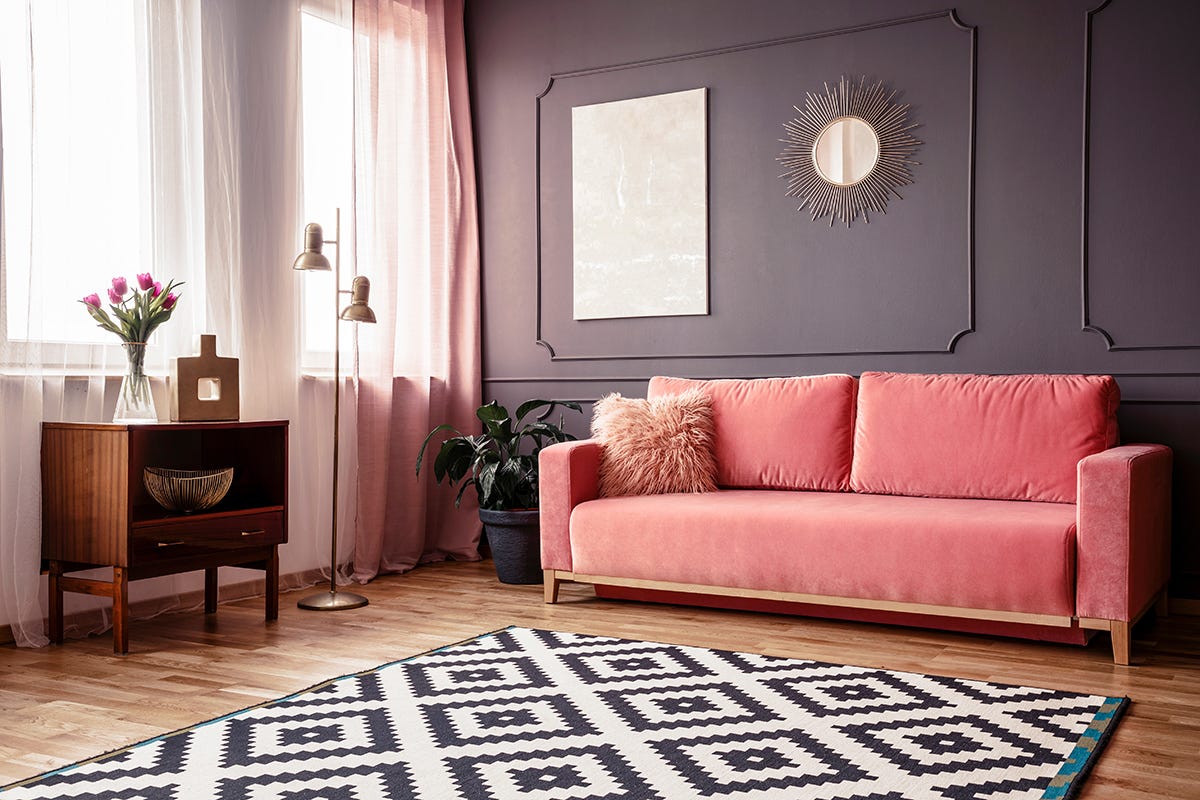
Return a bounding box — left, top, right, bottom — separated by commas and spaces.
107, 288, 124, 305
163, 292, 178, 310
136, 272, 154, 291
152, 281, 162, 297
111, 276, 128, 296
82, 293, 102, 309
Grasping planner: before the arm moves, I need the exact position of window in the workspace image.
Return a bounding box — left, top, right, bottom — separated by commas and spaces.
1, 1, 347, 371
299, 8, 354, 370
0, 1, 150, 347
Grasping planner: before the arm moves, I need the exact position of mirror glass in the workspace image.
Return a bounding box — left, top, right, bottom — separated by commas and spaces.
812, 116, 879, 186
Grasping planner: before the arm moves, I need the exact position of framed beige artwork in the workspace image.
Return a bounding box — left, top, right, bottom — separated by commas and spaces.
571, 87, 709, 320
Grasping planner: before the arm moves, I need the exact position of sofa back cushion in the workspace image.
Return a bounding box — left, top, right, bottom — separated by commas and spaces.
849, 372, 1120, 503
648, 375, 857, 491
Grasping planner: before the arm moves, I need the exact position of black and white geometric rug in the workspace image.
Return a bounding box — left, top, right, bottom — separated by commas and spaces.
1, 627, 1126, 799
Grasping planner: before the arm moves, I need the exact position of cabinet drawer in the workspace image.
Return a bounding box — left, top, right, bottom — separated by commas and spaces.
131, 511, 284, 565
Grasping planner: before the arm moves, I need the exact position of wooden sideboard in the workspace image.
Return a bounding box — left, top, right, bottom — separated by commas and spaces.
41, 420, 288, 654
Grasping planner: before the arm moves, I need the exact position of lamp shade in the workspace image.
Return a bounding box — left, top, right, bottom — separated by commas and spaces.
292, 223, 332, 271
339, 275, 377, 324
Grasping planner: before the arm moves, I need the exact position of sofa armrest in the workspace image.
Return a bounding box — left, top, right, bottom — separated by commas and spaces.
539, 439, 602, 572
1076, 443, 1172, 622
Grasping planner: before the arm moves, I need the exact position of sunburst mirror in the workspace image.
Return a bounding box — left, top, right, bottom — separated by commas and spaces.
777, 76, 922, 227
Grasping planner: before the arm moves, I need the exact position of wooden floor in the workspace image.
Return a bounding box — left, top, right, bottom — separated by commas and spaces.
1, 560, 1198, 797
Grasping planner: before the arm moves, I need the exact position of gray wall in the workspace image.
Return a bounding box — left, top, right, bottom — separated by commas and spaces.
465, 0, 1200, 599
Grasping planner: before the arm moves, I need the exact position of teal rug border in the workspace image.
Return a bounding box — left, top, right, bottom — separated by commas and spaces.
1040, 694, 1128, 800
1, 625, 1129, 797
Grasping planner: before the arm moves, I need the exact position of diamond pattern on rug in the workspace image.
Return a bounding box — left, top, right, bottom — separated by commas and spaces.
762, 670, 949, 717
598, 681, 781, 731
446, 743, 662, 800
838, 714, 1062, 776
421, 694, 597, 746
404, 652, 553, 697
221, 706, 399, 767
1, 627, 1127, 800
652, 727, 871, 796
555, 643, 714, 684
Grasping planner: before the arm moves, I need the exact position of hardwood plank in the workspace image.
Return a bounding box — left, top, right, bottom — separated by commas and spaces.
1, 560, 1197, 798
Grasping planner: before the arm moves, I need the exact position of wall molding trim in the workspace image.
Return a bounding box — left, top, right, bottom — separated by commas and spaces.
1080, 0, 1200, 352
484, 372, 1200, 405
534, 9, 977, 362
486, 371, 1200, 383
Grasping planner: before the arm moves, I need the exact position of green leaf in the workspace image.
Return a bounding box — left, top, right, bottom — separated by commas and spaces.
142, 307, 175, 342
434, 438, 474, 483
477, 461, 499, 508
515, 399, 581, 427
415, 423, 462, 475
453, 479, 473, 508
83, 306, 125, 336
110, 304, 135, 328
476, 401, 509, 424
483, 416, 514, 447
494, 459, 523, 505
464, 434, 497, 458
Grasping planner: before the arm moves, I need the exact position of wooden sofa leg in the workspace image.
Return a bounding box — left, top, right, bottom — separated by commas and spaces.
1155, 589, 1170, 618
1111, 621, 1131, 666
544, 570, 560, 604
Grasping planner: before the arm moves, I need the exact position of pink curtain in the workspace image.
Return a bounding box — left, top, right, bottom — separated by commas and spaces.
350, 0, 482, 581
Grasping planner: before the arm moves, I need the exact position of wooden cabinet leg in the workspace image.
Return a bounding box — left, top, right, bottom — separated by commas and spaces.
1111, 620, 1131, 666
265, 546, 279, 621
204, 568, 218, 614
48, 561, 64, 645
113, 566, 129, 655
544, 570, 560, 604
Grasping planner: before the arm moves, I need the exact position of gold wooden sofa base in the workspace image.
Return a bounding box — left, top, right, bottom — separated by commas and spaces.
543, 569, 1168, 666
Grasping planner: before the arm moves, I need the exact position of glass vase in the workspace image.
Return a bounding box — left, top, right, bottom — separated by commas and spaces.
113, 342, 158, 424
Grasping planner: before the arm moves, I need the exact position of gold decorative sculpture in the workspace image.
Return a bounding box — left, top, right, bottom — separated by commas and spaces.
170, 334, 240, 422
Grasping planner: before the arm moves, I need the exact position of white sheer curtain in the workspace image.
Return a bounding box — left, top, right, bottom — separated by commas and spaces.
0, 0, 335, 647
0, 0, 208, 648
201, 0, 339, 593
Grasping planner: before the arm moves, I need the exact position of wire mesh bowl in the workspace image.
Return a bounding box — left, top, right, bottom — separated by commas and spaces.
143, 467, 234, 513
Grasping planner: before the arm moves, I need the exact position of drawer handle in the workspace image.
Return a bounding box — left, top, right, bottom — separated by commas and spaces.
241, 529, 266, 537
157, 540, 186, 548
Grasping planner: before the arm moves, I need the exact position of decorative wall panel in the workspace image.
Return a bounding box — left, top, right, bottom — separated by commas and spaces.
536, 10, 975, 361
1083, 0, 1200, 350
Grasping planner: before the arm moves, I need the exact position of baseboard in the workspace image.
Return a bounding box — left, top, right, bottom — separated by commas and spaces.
0, 567, 331, 647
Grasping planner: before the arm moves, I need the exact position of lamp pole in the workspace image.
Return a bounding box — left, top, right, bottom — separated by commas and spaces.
296, 207, 370, 611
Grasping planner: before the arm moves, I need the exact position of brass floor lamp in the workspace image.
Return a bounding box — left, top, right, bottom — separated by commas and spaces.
292, 208, 377, 611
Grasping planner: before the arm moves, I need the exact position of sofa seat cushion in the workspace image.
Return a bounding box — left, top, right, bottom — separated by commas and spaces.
648, 375, 856, 492
569, 490, 1077, 617
850, 372, 1120, 503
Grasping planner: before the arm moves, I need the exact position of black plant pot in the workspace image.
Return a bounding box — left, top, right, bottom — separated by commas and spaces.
478, 508, 543, 585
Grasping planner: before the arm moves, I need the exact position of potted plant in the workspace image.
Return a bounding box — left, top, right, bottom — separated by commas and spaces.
416, 399, 582, 584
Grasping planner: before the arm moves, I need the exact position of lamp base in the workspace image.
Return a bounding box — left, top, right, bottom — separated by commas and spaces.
297, 589, 369, 611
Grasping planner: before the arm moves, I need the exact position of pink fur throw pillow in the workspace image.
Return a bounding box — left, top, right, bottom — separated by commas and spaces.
590, 390, 718, 496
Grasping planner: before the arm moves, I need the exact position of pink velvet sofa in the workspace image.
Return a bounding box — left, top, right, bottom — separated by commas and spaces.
539, 372, 1173, 665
